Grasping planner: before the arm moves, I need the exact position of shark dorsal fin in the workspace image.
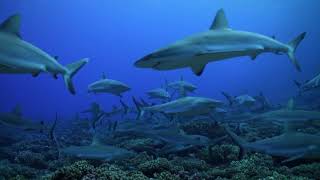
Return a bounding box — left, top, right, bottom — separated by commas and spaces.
210, 9, 230, 30
102, 73, 106, 79
287, 98, 295, 110
0, 14, 22, 38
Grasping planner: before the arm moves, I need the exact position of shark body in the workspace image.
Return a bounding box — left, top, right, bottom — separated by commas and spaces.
135, 9, 306, 76
0, 14, 88, 94
88, 74, 130, 97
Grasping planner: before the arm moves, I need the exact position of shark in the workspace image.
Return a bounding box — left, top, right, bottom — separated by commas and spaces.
134, 9, 306, 76
146, 88, 171, 100
251, 98, 320, 126
168, 77, 197, 97
0, 14, 89, 94
294, 72, 320, 92
135, 96, 222, 120
250, 109, 320, 128
224, 125, 320, 163
61, 137, 136, 161
88, 73, 130, 97
221, 92, 256, 107
0, 105, 45, 132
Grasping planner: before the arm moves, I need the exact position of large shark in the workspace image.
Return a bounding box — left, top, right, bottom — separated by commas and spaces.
0, 14, 88, 94
135, 96, 222, 119
135, 9, 306, 76
88, 73, 130, 97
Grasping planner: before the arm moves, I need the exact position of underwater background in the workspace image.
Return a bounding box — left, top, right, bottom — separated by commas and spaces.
1, 0, 320, 179
0, 0, 319, 119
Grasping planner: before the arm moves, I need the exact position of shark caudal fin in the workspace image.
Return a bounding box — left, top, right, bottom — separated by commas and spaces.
287, 32, 306, 72
223, 125, 247, 158
63, 58, 89, 95
221, 91, 234, 106
132, 96, 145, 120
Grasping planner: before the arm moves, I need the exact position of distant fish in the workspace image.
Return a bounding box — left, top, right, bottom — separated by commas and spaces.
88, 73, 130, 97
146, 88, 171, 100
168, 77, 197, 97
294, 72, 320, 92
0, 105, 44, 132
0, 14, 88, 94
61, 136, 136, 161
134, 9, 306, 75
224, 125, 320, 163
135, 96, 222, 120
221, 92, 256, 107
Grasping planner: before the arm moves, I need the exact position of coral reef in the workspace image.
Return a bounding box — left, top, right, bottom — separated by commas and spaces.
15, 150, 48, 169
199, 144, 240, 164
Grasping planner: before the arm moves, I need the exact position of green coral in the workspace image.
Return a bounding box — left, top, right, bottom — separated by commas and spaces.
138, 158, 182, 177
0, 160, 38, 179
291, 163, 320, 179
200, 144, 239, 164
50, 160, 94, 180
171, 157, 209, 172
193, 153, 309, 180
15, 150, 48, 169
154, 171, 181, 180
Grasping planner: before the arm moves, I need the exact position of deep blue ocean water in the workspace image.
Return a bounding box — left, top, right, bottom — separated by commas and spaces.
1, 0, 320, 121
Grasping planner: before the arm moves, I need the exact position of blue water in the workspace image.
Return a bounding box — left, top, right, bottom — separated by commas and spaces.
1, 0, 319, 120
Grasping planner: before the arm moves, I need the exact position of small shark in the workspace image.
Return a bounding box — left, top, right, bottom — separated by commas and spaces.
234, 95, 256, 107
88, 73, 130, 97
81, 102, 105, 131
168, 77, 197, 97
146, 88, 171, 100
0, 105, 44, 132
134, 9, 306, 76
252, 98, 320, 125
251, 109, 320, 127
294, 72, 320, 92
225, 126, 320, 163
61, 137, 136, 161
135, 96, 222, 119
221, 92, 256, 107
0, 14, 89, 94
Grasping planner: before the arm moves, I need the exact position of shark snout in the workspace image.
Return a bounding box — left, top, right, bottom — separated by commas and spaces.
134, 53, 159, 68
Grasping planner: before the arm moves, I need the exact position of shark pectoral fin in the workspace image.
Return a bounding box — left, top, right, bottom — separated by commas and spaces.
281, 153, 306, 164
190, 63, 207, 76
210, 9, 230, 30
250, 53, 259, 61
0, 14, 22, 38
53, 74, 58, 79
32, 72, 40, 77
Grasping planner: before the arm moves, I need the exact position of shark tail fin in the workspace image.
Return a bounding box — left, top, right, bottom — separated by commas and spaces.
120, 99, 129, 114
132, 96, 144, 120
221, 91, 234, 106
287, 32, 306, 72
223, 125, 246, 158
63, 58, 89, 95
